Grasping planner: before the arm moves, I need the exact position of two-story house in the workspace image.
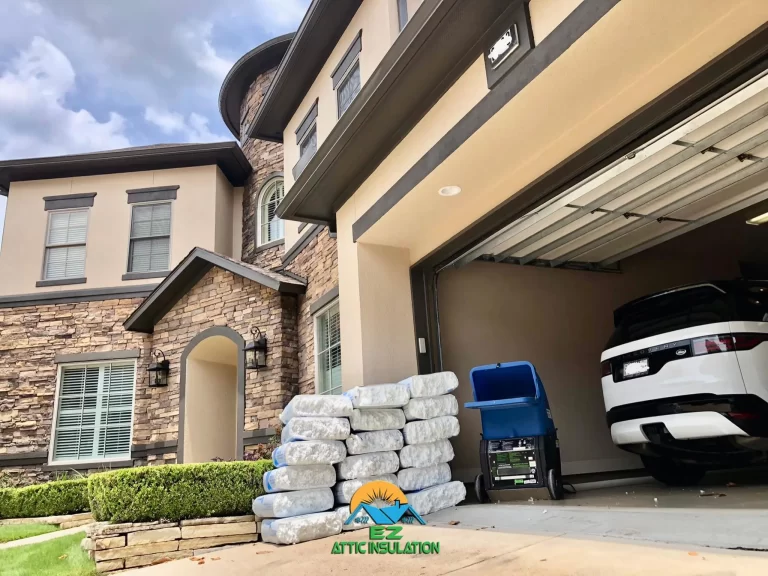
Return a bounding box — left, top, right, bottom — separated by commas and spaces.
5, 0, 768, 487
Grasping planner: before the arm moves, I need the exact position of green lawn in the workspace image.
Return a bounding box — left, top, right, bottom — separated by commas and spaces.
0, 524, 59, 544
0, 531, 97, 576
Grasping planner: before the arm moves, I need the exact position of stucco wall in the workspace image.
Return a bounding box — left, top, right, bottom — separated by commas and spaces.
438, 205, 767, 480
214, 167, 235, 257
0, 165, 222, 295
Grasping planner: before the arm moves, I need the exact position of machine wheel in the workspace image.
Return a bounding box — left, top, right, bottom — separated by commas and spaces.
641, 456, 706, 486
474, 474, 489, 503
547, 468, 564, 500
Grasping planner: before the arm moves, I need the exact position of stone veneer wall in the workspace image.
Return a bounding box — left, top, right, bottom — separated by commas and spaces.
0, 298, 151, 484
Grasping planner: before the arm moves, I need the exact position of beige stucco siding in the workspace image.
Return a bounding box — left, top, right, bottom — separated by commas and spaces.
232, 186, 244, 260
283, 0, 400, 192
214, 167, 235, 257
0, 165, 222, 295
529, 0, 584, 43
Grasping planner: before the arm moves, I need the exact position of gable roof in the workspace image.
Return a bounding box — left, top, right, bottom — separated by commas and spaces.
0, 142, 252, 195
124, 247, 306, 333
219, 34, 294, 139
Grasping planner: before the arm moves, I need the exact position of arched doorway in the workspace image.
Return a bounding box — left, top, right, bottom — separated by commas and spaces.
179, 327, 245, 463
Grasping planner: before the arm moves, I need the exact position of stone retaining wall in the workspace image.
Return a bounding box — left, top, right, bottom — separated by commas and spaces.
83, 515, 259, 572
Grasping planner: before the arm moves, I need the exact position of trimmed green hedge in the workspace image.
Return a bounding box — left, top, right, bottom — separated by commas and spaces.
0, 478, 90, 519
87, 460, 274, 523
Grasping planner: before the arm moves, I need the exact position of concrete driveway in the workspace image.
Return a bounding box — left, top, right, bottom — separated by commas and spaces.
133, 525, 768, 576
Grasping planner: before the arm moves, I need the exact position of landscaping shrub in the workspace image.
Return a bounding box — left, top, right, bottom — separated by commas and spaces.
87, 460, 274, 523
0, 479, 90, 520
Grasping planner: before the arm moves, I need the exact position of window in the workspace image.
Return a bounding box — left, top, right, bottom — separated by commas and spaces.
128, 202, 171, 273
43, 210, 88, 280
299, 124, 317, 161
51, 362, 136, 463
258, 177, 285, 245
397, 0, 408, 31
315, 301, 342, 395
337, 61, 361, 117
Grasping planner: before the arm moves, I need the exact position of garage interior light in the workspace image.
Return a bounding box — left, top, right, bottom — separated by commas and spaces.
439, 185, 462, 197
746, 211, 768, 225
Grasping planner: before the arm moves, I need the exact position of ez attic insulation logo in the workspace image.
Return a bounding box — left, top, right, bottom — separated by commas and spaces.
331, 481, 440, 555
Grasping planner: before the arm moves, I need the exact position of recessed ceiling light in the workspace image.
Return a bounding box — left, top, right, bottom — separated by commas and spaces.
746, 210, 768, 225
438, 185, 461, 197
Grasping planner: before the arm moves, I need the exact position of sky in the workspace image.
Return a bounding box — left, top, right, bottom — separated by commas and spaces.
0, 0, 311, 247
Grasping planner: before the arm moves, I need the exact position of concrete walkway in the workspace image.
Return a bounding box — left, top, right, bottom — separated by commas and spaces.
133, 526, 768, 575
0, 525, 89, 550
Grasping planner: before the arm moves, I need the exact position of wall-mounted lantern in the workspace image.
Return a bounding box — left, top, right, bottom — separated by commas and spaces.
244, 327, 267, 371
147, 350, 170, 387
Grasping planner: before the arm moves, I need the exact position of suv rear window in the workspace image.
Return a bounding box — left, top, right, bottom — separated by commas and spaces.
607, 285, 730, 349
731, 282, 768, 322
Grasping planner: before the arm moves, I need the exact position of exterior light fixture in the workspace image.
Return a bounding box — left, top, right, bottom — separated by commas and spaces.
438, 185, 462, 197
746, 210, 768, 226
147, 350, 170, 388
244, 327, 267, 371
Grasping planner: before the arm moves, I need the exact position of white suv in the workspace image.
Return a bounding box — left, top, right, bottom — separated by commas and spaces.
601, 281, 768, 485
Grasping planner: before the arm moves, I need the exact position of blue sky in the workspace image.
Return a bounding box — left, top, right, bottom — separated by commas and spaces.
0, 0, 311, 247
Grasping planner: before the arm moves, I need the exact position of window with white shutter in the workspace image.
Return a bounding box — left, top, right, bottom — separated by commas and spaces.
315, 301, 342, 395
128, 203, 171, 273
43, 210, 88, 280
52, 362, 136, 463
257, 178, 285, 246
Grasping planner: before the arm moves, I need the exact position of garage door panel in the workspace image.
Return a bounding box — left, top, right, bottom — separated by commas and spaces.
489, 206, 580, 257
540, 216, 637, 261
579, 220, 685, 263
716, 115, 768, 150
684, 80, 768, 143
670, 180, 768, 221
513, 212, 604, 258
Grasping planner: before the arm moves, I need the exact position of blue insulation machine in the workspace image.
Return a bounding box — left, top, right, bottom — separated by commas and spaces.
465, 361, 564, 501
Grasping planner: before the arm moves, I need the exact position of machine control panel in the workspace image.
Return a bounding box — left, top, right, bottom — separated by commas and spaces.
488, 437, 538, 485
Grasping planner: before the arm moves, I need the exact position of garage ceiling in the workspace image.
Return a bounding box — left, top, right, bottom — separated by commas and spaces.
451, 71, 768, 271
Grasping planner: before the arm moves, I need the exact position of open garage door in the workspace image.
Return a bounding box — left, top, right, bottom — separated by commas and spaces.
448, 71, 768, 272
437, 70, 768, 483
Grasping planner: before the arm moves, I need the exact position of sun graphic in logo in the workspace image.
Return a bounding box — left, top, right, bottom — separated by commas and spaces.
349, 480, 408, 512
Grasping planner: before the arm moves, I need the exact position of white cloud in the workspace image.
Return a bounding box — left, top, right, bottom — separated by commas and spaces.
251, 0, 309, 33
145, 106, 228, 143
0, 37, 130, 160
176, 22, 233, 82
22, 1, 43, 15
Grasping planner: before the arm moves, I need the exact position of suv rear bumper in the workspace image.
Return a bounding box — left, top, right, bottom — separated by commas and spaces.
611, 412, 747, 445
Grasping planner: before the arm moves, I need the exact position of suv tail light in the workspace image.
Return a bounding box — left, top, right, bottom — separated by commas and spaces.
691, 334, 734, 356
601, 360, 612, 378
732, 333, 768, 351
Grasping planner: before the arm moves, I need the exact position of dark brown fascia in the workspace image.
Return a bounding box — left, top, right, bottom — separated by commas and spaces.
218, 34, 294, 139
274, 0, 514, 225
247, 0, 364, 143
0, 142, 252, 195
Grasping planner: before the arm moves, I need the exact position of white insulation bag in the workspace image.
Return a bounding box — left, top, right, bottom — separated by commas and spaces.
400, 372, 459, 398
281, 417, 351, 443
403, 395, 459, 421
399, 439, 454, 468
272, 440, 346, 467
279, 394, 353, 423
263, 464, 336, 493
407, 481, 466, 516
337, 451, 400, 480
334, 474, 399, 504
260, 512, 342, 545
252, 488, 334, 519
345, 430, 403, 455
397, 463, 451, 492
349, 409, 405, 431
343, 384, 410, 409
403, 416, 460, 445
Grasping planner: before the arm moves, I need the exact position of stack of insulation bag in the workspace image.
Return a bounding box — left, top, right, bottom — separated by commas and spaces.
254, 395, 353, 545
399, 372, 467, 516
334, 383, 411, 531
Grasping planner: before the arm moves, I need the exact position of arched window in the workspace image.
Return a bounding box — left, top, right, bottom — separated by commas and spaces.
257, 177, 284, 246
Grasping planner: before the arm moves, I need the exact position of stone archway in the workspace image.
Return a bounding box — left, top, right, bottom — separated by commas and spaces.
178, 326, 245, 463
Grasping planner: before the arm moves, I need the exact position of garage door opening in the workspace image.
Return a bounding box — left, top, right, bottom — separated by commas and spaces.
436, 69, 768, 486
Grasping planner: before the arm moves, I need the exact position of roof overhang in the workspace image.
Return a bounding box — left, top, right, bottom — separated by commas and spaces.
274, 0, 514, 225
0, 142, 252, 195
247, 0, 364, 143
219, 34, 294, 139
124, 247, 306, 334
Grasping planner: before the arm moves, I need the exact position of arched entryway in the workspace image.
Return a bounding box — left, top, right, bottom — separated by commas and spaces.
178, 326, 245, 463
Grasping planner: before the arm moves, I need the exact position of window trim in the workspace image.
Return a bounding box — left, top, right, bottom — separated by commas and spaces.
256, 175, 286, 247
126, 200, 173, 275
48, 359, 137, 466
313, 298, 342, 396
41, 208, 90, 282
332, 30, 363, 118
